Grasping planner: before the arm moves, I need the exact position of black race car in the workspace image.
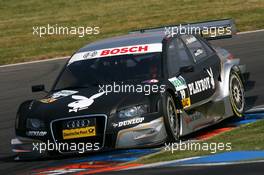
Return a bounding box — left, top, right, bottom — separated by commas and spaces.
12, 19, 247, 158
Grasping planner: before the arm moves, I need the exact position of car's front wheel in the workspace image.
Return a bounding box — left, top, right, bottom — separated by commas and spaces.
163, 93, 180, 142
229, 70, 245, 117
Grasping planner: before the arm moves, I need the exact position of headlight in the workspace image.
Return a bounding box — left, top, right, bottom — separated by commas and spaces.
15, 114, 20, 129
26, 118, 45, 130
118, 104, 149, 118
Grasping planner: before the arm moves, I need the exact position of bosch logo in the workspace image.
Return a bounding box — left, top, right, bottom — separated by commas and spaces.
90, 51, 98, 57
66, 119, 91, 129
100, 45, 148, 56
83, 52, 90, 59
83, 51, 98, 59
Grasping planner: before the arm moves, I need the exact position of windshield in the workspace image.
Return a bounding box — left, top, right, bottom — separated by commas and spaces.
53, 52, 162, 91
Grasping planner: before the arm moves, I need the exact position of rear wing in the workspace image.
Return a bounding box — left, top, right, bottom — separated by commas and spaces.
129, 19, 236, 40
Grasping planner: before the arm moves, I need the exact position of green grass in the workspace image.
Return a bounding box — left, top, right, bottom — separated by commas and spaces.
0, 0, 264, 65
137, 119, 264, 164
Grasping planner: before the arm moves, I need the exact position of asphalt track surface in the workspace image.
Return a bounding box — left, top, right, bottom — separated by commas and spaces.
0, 31, 264, 174
102, 161, 264, 175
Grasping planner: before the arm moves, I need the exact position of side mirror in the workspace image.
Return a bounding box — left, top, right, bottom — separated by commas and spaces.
31, 85, 45, 92
179, 65, 194, 73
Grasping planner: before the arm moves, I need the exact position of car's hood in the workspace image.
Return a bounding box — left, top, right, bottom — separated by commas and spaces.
29, 87, 150, 121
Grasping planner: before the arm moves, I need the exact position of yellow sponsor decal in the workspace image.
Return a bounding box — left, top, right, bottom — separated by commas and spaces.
40, 98, 57, 103
62, 126, 96, 140
182, 97, 191, 108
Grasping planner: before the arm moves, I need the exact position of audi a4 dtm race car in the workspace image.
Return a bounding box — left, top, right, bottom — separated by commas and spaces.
12, 19, 247, 158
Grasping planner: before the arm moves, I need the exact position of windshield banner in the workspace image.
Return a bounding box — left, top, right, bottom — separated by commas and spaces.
68, 43, 162, 65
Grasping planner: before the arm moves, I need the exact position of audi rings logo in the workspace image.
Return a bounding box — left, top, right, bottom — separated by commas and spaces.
66, 119, 91, 129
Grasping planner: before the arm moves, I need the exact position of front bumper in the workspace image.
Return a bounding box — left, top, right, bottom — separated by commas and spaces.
12, 116, 167, 158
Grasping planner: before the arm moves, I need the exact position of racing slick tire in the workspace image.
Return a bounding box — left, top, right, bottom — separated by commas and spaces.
229, 70, 245, 117
163, 92, 180, 142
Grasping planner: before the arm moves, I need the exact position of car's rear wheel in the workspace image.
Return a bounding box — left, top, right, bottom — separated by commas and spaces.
163, 93, 180, 142
229, 70, 245, 117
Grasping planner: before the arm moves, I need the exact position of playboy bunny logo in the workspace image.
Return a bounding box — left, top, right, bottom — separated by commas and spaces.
206, 68, 215, 89
68, 92, 105, 112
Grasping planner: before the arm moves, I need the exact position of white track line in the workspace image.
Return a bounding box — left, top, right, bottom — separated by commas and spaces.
124, 157, 264, 171
124, 156, 201, 170
0, 56, 69, 68
237, 29, 264, 35
0, 29, 263, 68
